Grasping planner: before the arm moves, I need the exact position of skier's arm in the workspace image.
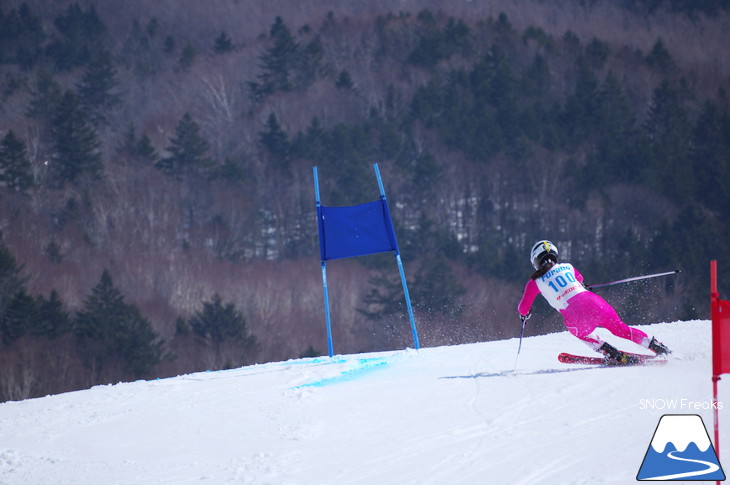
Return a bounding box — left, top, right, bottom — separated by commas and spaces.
517, 279, 540, 317
574, 267, 584, 283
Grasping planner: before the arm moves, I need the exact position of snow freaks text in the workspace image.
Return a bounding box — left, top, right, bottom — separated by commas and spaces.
639, 399, 724, 411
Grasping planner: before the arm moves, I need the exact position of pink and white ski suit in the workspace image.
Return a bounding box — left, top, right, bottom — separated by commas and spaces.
518, 263, 650, 351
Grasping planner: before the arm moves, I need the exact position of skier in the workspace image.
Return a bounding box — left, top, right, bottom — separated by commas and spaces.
517, 240, 671, 364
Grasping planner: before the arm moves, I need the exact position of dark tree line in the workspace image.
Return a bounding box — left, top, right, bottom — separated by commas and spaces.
0, 234, 256, 401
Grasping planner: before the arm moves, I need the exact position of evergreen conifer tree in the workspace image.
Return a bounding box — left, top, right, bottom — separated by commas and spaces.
259, 113, 290, 160
590, 72, 645, 184
297, 37, 327, 86
522, 53, 551, 97
135, 133, 159, 164
120, 125, 159, 164
34, 290, 70, 339
76, 50, 121, 126
26, 70, 62, 121
0, 3, 45, 68
360, 272, 404, 321
303, 116, 328, 159
74, 269, 163, 379
47, 3, 107, 70
335, 70, 354, 89
644, 80, 693, 201
213, 31, 234, 54
50, 91, 102, 185
485, 45, 519, 149
156, 113, 212, 178
411, 254, 466, 320
163, 35, 175, 55
189, 293, 256, 369
119, 124, 138, 158
646, 38, 674, 73
0, 131, 33, 192
0, 234, 29, 345
0, 232, 25, 318
561, 60, 599, 147
585, 38, 610, 69
254, 16, 300, 96
690, 101, 730, 216
1, 289, 36, 345
177, 42, 196, 70
189, 293, 254, 345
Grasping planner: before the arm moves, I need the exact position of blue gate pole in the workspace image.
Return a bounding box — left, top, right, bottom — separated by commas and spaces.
321, 262, 334, 357
373, 164, 420, 350
313, 166, 335, 357
396, 253, 420, 350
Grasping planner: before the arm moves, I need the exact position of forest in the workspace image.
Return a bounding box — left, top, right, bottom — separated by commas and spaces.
0, 0, 729, 401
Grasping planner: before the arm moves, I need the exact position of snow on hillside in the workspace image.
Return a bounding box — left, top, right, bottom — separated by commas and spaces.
0, 320, 726, 485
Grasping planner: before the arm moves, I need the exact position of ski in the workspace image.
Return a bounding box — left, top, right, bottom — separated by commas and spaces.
558, 352, 667, 366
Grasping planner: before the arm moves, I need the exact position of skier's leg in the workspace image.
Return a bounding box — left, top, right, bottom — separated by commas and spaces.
590, 295, 652, 347
580, 294, 671, 354
561, 300, 604, 352
565, 325, 604, 351
561, 293, 651, 363
563, 311, 638, 362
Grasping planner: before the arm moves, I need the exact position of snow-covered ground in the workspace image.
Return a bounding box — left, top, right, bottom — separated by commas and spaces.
0, 320, 726, 484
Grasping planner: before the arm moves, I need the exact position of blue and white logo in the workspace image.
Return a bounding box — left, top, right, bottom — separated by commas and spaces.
637, 414, 725, 481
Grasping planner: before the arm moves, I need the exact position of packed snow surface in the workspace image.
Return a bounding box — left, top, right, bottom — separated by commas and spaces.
0, 320, 727, 484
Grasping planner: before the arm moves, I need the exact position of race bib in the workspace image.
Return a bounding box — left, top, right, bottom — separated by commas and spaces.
535, 263, 586, 310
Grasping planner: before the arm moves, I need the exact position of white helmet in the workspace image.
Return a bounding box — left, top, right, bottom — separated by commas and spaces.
530, 240, 558, 270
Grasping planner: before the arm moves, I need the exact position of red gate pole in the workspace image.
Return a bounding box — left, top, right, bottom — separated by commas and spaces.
711, 260, 721, 485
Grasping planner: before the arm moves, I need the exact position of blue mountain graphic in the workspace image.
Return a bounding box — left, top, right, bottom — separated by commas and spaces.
638, 441, 726, 481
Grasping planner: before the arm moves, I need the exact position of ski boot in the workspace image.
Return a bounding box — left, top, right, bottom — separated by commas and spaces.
598, 342, 640, 365
648, 337, 671, 356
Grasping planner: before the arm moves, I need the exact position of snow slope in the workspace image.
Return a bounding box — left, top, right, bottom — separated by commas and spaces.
0, 320, 726, 485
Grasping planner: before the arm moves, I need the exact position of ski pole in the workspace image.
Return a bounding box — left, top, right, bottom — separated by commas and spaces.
514, 313, 529, 369
585, 269, 680, 290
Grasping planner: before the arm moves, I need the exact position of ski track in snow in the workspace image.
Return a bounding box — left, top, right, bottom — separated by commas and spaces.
0, 320, 726, 484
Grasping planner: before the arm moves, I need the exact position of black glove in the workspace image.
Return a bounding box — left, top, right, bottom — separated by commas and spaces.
520, 312, 531, 321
